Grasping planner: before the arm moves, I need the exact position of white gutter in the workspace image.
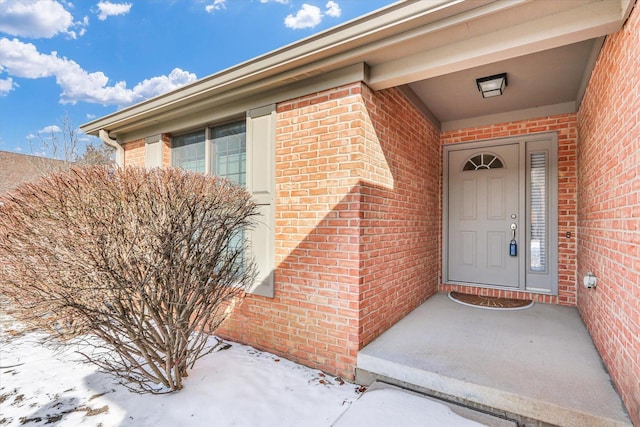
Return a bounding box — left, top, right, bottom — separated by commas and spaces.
99, 129, 124, 168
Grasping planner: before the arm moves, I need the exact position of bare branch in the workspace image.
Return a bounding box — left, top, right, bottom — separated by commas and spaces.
26, 114, 115, 176
0, 166, 258, 393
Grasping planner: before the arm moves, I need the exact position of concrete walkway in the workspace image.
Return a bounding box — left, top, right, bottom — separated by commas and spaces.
356, 293, 632, 426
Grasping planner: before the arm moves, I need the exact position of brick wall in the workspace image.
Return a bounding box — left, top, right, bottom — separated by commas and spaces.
218, 83, 365, 378
162, 134, 171, 167
218, 82, 440, 378
440, 114, 579, 306
121, 110, 362, 377
576, 3, 640, 424
122, 139, 145, 167
357, 85, 441, 346
121, 134, 170, 167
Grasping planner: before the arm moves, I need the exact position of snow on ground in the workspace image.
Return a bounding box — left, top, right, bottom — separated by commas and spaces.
0, 325, 356, 426
333, 388, 488, 427
1, 312, 486, 426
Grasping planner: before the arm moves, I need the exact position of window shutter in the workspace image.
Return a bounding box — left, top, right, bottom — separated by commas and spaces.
246, 105, 276, 297
145, 134, 162, 168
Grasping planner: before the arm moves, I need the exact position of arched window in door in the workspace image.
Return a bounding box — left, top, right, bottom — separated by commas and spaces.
463, 153, 504, 171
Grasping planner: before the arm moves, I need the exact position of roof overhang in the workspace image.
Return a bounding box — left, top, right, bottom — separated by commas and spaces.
81, 0, 636, 141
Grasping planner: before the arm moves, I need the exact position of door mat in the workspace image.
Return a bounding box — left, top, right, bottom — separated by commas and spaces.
448, 291, 533, 310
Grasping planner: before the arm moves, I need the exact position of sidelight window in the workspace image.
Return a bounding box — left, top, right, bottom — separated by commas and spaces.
529, 151, 548, 273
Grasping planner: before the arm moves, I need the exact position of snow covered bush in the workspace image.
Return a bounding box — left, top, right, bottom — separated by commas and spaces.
0, 166, 258, 393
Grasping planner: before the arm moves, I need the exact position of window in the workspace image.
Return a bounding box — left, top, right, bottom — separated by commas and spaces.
173, 122, 248, 267
210, 122, 246, 186
529, 151, 547, 272
463, 153, 504, 171
169, 106, 275, 298
172, 131, 206, 173
171, 122, 247, 185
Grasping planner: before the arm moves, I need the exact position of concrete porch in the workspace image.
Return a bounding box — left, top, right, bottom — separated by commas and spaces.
356, 293, 632, 426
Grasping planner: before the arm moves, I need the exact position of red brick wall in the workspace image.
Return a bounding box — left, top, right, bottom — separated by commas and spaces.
357, 85, 441, 346
121, 102, 362, 377
440, 114, 579, 306
218, 83, 440, 378
123, 139, 145, 167
161, 134, 171, 167
121, 134, 170, 167
576, 4, 640, 423
218, 83, 366, 378
118, 91, 364, 376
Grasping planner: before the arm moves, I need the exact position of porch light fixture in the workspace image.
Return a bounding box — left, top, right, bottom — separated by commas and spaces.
476, 73, 508, 98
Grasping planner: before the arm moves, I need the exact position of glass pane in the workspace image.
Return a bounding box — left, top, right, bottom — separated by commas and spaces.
210, 121, 248, 271
487, 156, 503, 168
172, 131, 206, 173
210, 121, 246, 186
218, 162, 227, 175
464, 153, 503, 171
530, 152, 547, 272
227, 154, 240, 174
229, 229, 246, 268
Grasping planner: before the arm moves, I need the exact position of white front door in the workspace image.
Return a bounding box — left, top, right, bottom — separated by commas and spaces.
447, 144, 520, 287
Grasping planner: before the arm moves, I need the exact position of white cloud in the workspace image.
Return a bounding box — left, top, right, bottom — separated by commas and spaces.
0, 77, 17, 95
284, 2, 341, 29
0, 38, 198, 106
0, 0, 88, 39
205, 0, 226, 13
96, 1, 132, 21
284, 4, 322, 29
325, 1, 341, 18
131, 68, 197, 100
39, 125, 62, 133
76, 16, 89, 37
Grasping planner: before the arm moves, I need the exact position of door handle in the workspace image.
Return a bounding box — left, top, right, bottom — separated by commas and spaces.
510, 223, 517, 256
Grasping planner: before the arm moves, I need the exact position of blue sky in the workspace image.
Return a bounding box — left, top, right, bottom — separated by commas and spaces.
0, 0, 394, 156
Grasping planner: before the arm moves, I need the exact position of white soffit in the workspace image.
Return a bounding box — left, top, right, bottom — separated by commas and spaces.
410, 39, 596, 125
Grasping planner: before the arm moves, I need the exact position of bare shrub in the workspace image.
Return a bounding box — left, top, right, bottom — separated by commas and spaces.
0, 166, 258, 393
